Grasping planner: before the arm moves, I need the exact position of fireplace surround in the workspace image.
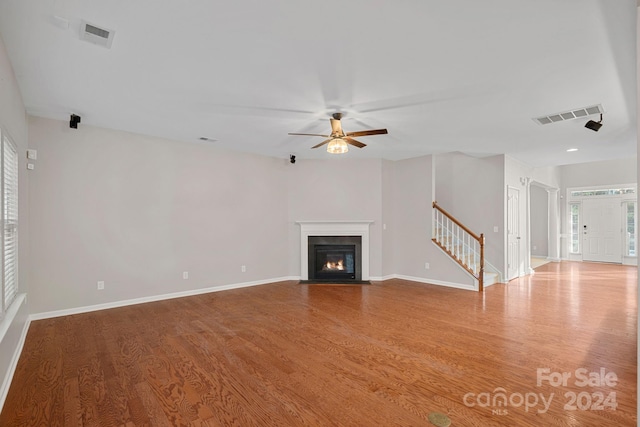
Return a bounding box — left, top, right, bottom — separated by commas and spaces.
297, 221, 372, 281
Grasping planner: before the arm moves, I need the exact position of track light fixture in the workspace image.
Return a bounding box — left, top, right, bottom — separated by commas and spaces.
289, 154, 296, 164
70, 114, 81, 129
585, 113, 603, 132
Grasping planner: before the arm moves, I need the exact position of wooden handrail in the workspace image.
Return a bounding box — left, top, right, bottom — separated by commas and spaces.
432, 201, 481, 241
432, 201, 485, 292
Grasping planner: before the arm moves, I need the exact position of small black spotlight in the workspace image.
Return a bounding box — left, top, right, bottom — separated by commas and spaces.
289, 154, 296, 164
70, 114, 81, 129
585, 113, 603, 132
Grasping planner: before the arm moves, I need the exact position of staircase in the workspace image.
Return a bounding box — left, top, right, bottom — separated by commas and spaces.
432, 201, 499, 291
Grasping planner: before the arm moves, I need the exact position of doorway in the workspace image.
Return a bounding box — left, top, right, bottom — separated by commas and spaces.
507, 186, 521, 280
567, 185, 636, 265
582, 198, 622, 263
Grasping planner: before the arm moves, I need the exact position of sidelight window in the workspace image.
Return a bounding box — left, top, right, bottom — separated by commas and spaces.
624, 201, 636, 257
569, 202, 580, 254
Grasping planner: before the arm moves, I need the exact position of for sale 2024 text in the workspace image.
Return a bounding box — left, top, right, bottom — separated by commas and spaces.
537, 368, 618, 411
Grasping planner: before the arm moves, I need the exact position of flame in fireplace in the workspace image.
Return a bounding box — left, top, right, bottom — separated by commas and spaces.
323, 259, 345, 271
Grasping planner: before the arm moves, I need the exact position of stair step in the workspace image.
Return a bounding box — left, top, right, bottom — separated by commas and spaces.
483, 272, 499, 286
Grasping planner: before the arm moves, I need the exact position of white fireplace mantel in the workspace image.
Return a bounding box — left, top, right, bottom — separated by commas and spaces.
296, 221, 373, 280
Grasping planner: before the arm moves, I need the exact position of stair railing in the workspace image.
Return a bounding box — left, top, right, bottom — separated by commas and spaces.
432, 201, 485, 291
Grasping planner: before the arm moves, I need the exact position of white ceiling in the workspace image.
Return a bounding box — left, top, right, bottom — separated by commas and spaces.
0, 0, 636, 166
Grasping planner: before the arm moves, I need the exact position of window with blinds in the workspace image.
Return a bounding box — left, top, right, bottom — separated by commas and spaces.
2, 134, 18, 315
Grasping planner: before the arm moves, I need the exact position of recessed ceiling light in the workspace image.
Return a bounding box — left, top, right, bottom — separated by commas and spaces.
567, 148, 578, 152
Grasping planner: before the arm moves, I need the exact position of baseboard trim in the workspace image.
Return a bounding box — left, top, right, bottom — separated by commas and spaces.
382, 274, 476, 291
30, 276, 299, 321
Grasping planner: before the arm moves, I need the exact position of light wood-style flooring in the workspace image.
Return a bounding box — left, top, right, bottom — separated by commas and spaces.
1, 261, 636, 426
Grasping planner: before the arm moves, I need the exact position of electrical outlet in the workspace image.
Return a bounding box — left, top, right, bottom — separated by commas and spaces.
493, 226, 499, 233
97, 281, 104, 290
425, 262, 430, 269
183, 271, 188, 280
241, 265, 246, 273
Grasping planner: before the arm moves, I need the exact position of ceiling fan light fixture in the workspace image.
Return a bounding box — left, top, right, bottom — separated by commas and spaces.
289, 114, 386, 153
327, 138, 349, 154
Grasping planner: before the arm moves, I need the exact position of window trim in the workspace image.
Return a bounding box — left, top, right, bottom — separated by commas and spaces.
0, 129, 18, 317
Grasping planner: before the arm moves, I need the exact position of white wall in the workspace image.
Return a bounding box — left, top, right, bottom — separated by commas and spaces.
530, 185, 549, 257
0, 34, 29, 407
560, 157, 637, 189
435, 152, 505, 275
286, 158, 384, 278
392, 155, 473, 287
28, 117, 290, 314
28, 132, 504, 316
381, 160, 395, 277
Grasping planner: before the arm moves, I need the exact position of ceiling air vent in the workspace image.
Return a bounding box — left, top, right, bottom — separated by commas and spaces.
533, 104, 604, 125
80, 21, 115, 49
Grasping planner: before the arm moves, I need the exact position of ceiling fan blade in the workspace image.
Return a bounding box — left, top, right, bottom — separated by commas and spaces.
344, 137, 366, 148
288, 133, 330, 137
346, 129, 388, 137
330, 118, 343, 136
311, 138, 332, 149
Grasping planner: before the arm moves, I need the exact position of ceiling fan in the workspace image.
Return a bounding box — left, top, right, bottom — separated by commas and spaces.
288, 113, 388, 154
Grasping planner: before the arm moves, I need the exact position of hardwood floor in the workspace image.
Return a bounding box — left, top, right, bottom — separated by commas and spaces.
1, 261, 636, 426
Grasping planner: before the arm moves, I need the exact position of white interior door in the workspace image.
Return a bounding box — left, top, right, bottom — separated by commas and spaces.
582, 198, 622, 263
507, 187, 520, 280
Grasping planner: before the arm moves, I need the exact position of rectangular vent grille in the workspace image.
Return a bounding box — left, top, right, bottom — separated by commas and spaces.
80, 21, 114, 49
85, 24, 109, 39
533, 104, 603, 125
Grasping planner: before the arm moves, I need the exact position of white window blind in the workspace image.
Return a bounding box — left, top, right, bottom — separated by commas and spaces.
2, 135, 18, 313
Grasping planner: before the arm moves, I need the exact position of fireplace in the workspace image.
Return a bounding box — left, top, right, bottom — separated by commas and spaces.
297, 221, 372, 281
308, 236, 362, 282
